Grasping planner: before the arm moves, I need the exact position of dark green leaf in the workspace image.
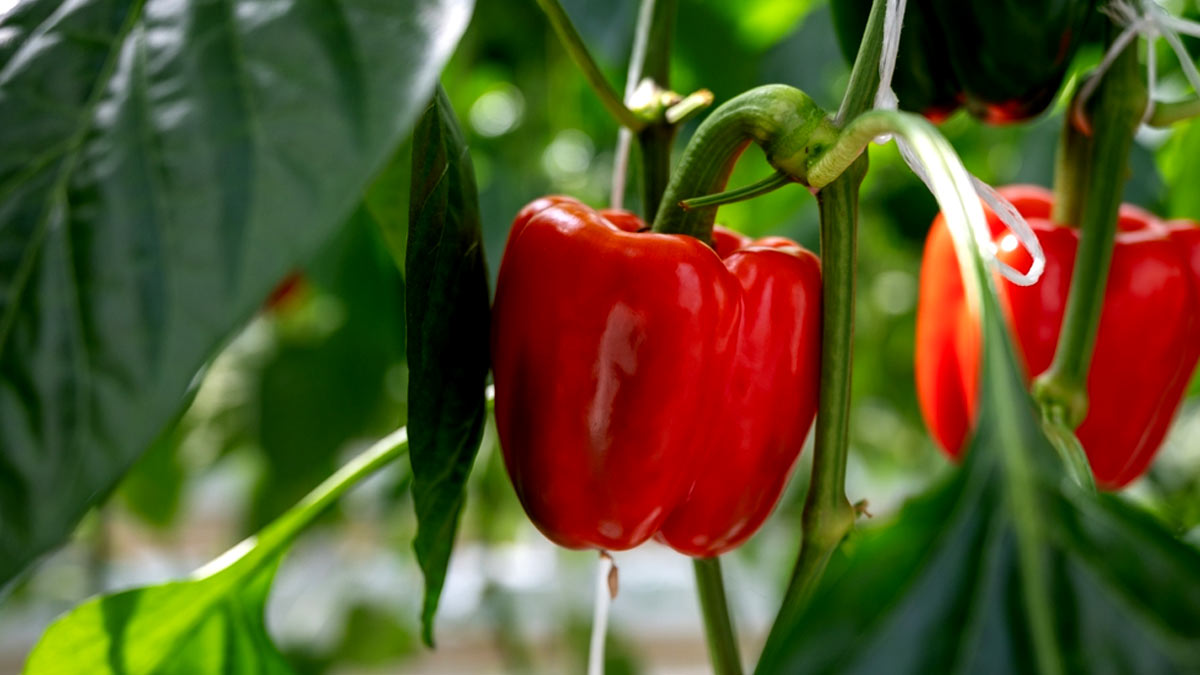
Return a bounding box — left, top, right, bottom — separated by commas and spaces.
405, 86, 491, 647
0, 0, 473, 588
756, 279, 1200, 674
23, 426, 410, 675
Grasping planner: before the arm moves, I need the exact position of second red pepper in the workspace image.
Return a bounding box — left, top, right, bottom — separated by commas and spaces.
492, 197, 821, 556
916, 185, 1200, 488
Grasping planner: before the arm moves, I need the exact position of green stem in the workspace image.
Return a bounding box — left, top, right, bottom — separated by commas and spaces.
628, 0, 677, 217
693, 557, 744, 675
757, 170, 863, 659
639, 123, 676, 218
535, 0, 645, 132
651, 85, 835, 242
1147, 97, 1200, 127
979, 307, 1065, 675
1051, 109, 1092, 225
834, 0, 888, 125
198, 427, 409, 578
666, 90, 714, 124
680, 171, 791, 209
1034, 32, 1147, 429
757, 1, 887, 667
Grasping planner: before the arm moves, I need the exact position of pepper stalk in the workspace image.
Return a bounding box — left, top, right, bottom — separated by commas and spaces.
1035, 26, 1148, 432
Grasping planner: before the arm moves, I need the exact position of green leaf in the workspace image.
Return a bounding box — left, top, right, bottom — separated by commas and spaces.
405, 86, 491, 647
117, 423, 187, 529
26, 561, 292, 675
0, 0, 473, 588
1159, 119, 1200, 220
24, 427, 410, 675
755, 263, 1200, 674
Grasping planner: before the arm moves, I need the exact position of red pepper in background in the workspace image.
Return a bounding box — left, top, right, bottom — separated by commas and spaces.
916, 185, 1200, 488
492, 197, 821, 556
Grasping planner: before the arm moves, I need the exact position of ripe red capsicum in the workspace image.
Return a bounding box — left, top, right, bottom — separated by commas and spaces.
916, 185, 1200, 488
492, 196, 821, 556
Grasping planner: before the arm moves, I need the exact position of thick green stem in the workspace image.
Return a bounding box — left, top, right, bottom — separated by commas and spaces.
535, 0, 645, 132
638, 123, 676, 217
628, 0, 677, 217
757, 1, 887, 667
758, 164, 863, 655
693, 557, 744, 675
835, 0, 888, 125
651, 85, 835, 242
1051, 111, 1092, 226
1034, 33, 1147, 428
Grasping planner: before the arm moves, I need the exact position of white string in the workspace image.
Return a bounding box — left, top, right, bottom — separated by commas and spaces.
872, 0, 1045, 286
874, 0, 906, 115
587, 552, 617, 675
1080, 1, 1200, 125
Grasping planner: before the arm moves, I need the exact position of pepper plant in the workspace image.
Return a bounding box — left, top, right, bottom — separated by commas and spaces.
3, 0, 1200, 673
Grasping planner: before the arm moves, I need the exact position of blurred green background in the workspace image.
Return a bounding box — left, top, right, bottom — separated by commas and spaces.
2, 0, 1198, 672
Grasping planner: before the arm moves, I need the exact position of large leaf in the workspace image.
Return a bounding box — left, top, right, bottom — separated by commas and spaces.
404, 86, 491, 647
23, 427, 410, 675
0, 0, 472, 587
756, 258, 1200, 673
25, 562, 293, 675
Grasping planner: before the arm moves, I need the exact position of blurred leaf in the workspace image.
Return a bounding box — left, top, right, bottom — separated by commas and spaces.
366, 144, 414, 273
26, 561, 291, 675
117, 423, 187, 529
1159, 119, 1200, 220
24, 427, 410, 675
405, 86, 491, 646
251, 208, 407, 528
0, 0, 473, 588
335, 605, 419, 666
714, 0, 820, 49
756, 246, 1200, 674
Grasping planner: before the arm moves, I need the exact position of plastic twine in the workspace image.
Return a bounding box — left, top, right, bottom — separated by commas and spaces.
873, 0, 1046, 286
1077, 0, 1200, 126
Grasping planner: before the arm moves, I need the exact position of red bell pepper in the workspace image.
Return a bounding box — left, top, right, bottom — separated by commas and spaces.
492, 197, 821, 555
916, 185, 1200, 488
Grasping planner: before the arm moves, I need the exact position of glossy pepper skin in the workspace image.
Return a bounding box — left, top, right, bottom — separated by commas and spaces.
831, 0, 1096, 123
492, 197, 821, 556
916, 186, 1200, 488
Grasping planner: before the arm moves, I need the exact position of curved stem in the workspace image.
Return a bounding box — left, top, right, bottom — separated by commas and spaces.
197, 426, 409, 578
680, 171, 791, 210
693, 557, 743, 675
666, 90, 714, 124
535, 0, 646, 132
1147, 97, 1200, 127
651, 85, 835, 242
757, 1, 887, 667
1034, 31, 1146, 428
805, 110, 927, 188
